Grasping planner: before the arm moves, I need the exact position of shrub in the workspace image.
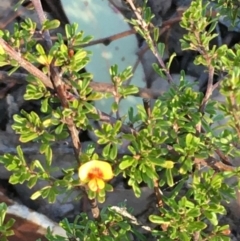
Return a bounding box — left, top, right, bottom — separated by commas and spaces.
0, 0, 240, 240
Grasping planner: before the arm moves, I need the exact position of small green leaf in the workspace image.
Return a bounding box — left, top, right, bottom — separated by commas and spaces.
188, 221, 207, 232
42, 132, 55, 142
27, 176, 38, 189
105, 183, 113, 192
132, 183, 141, 198
88, 189, 96, 199
166, 168, 174, 187
153, 27, 159, 42
36, 43, 46, 55
186, 133, 193, 146
20, 133, 39, 142
3, 218, 15, 231
31, 190, 42, 200
97, 194, 105, 203
55, 123, 64, 135
111, 102, 119, 113
41, 98, 49, 113
109, 144, 118, 160
127, 145, 136, 155
39, 143, 48, 154
157, 42, 165, 57
48, 188, 57, 203
45, 146, 53, 166
33, 160, 45, 173
211, 175, 222, 189
0, 203, 7, 225
186, 208, 201, 218
42, 118, 52, 128
109, 227, 118, 237
167, 53, 177, 70
65, 24, 72, 39
102, 143, 111, 158
84, 102, 95, 112
119, 157, 135, 170
98, 189, 105, 198
120, 85, 138, 96
164, 160, 175, 169
149, 215, 170, 225
178, 232, 191, 241
41, 187, 51, 198
16, 145, 25, 163
42, 19, 60, 31
9, 174, 20, 185
204, 211, 218, 226
110, 64, 118, 77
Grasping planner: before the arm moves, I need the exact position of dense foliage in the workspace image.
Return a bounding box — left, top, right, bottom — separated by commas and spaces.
0, 0, 240, 240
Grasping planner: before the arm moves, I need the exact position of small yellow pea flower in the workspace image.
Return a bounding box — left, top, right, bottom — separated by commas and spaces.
78, 160, 113, 192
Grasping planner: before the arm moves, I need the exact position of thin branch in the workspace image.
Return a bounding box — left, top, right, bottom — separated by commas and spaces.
125, 0, 174, 84
0, 71, 139, 136
199, 65, 215, 113
196, 66, 215, 170
194, 157, 234, 172
0, 71, 164, 100
88, 198, 101, 221
91, 81, 163, 99
32, 0, 81, 159
49, 63, 82, 160
215, 148, 233, 166
0, 51, 232, 172
193, 227, 200, 241
79, 29, 135, 48
110, 206, 152, 232
228, 93, 240, 140
29, 16, 182, 49
30, 29, 136, 48
31, 0, 103, 222
0, 38, 53, 89
153, 181, 164, 209
31, 0, 52, 49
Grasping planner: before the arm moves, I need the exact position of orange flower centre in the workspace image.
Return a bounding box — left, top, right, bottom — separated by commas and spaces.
87, 167, 104, 180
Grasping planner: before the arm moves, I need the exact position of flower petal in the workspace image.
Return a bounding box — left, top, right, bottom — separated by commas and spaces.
88, 178, 105, 191
100, 163, 114, 180
78, 160, 113, 182
88, 179, 98, 192
96, 178, 105, 190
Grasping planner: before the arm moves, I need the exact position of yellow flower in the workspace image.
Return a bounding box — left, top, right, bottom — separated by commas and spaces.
78, 160, 113, 192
